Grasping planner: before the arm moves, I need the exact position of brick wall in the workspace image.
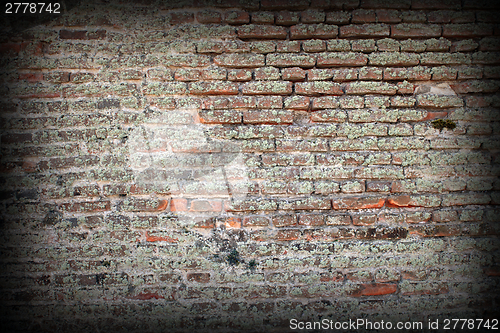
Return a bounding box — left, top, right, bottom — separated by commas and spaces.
1, 0, 499, 331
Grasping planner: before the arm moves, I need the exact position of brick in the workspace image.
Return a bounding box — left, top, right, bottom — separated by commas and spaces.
243, 215, 270, 227
368, 52, 420, 66
276, 11, 300, 25
214, 54, 265, 68
383, 67, 431, 80
377, 38, 401, 51
339, 96, 365, 108
290, 24, 338, 39
351, 283, 397, 296
302, 39, 327, 52
198, 110, 242, 124
391, 24, 441, 38
295, 82, 343, 95
282, 67, 306, 80
317, 52, 368, 67
326, 39, 351, 52
310, 109, 347, 122
279, 197, 331, 210
351, 40, 377, 53
243, 110, 293, 124
420, 52, 471, 65
276, 41, 301, 52
238, 25, 287, 39
425, 38, 451, 52
188, 82, 238, 95
346, 81, 397, 95
251, 11, 275, 24
376, 10, 402, 23
165, 11, 194, 24
254, 67, 281, 80
266, 53, 316, 67
224, 11, 250, 25
325, 11, 351, 24
400, 39, 427, 52
298, 214, 325, 226
284, 96, 310, 110
340, 24, 390, 38
196, 10, 222, 23
443, 24, 493, 38
242, 81, 292, 95
352, 9, 376, 23
332, 197, 385, 210
227, 69, 253, 81
416, 95, 464, 108
301, 10, 326, 23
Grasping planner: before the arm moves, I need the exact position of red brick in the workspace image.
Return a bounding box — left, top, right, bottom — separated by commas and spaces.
376, 10, 402, 23
295, 82, 343, 95
243, 109, 293, 124
170, 198, 188, 212
351, 283, 398, 296
391, 24, 441, 38
369, 52, 420, 66
352, 214, 377, 225
291, 24, 338, 39
384, 67, 431, 80
243, 215, 270, 227
345, 81, 397, 95
298, 214, 325, 226
242, 81, 293, 95
352, 9, 376, 23
282, 67, 307, 80
238, 25, 287, 39
443, 24, 494, 38
340, 24, 390, 38
284, 96, 310, 109
301, 10, 326, 23
276, 11, 300, 25
254, 67, 281, 80
227, 69, 253, 81
358, 67, 383, 80
257, 96, 283, 108
311, 96, 340, 109
187, 273, 210, 283
332, 197, 385, 210
214, 54, 265, 68
325, 11, 352, 24
266, 53, 316, 67
190, 199, 222, 212
317, 52, 368, 67
165, 11, 194, 24
273, 214, 297, 227
351, 40, 377, 52
224, 11, 250, 24
251, 11, 275, 24
198, 110, 242, 124
416, 95, 464, 108
188, 82, 238, 95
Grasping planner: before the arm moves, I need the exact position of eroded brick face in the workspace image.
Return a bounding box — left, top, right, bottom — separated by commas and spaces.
0, 0, 499, 331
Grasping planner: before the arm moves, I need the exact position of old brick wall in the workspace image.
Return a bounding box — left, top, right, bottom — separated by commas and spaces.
0, 0, 499, 331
